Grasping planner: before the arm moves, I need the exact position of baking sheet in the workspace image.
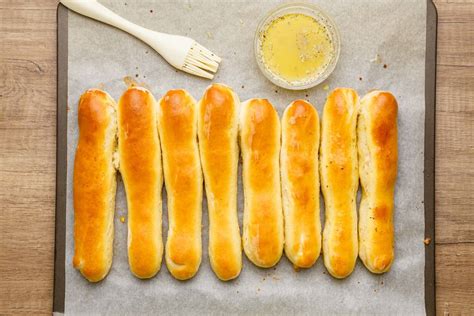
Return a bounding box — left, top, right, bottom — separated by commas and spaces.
61, 0, 429, 314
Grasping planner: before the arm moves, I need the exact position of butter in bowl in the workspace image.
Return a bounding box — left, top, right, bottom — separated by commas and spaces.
254, 3, 341, 90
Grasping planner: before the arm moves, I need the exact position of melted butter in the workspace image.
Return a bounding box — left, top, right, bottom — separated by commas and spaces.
260, 13, 334, 83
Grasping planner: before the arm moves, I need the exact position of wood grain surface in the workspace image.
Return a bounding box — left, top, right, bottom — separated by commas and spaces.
0, 0, 473, 314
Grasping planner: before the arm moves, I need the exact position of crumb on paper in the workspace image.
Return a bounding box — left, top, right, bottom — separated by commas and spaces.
123, 76, 138, 88
272, 275, 280, 281
370, 53, 381, 64
383, 64, 388, 69
424, 237, 431, 245
206, 31, 214, 39
150, 9, 153, 13
120, 216, 125, 223
323, 84, 329, 91
359, 77, 363, 81
239, 18, 244, 25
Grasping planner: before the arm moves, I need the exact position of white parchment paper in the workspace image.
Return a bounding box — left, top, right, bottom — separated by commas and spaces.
65, 0, 427, 314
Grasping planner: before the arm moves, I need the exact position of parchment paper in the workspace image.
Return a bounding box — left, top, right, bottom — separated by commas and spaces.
65, 0, 427, 314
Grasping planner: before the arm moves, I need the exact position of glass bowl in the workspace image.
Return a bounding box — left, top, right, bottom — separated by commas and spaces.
254, 3, 341, 90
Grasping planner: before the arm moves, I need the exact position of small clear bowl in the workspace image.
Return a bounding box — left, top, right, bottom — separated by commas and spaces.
254, 3, 341, 90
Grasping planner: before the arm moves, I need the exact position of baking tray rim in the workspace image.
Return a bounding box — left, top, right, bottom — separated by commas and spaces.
53, 1, 438, 314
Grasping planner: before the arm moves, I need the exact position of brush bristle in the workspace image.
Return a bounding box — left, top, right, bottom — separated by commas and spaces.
183, 42, 221, 79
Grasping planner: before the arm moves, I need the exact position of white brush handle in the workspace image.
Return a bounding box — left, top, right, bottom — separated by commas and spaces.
60, 0, 192, 69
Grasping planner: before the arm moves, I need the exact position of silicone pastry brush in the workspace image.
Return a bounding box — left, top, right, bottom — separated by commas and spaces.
60, 0, 221, 79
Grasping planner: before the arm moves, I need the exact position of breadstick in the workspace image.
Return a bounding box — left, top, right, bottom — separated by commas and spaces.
281, 100, 321, 268
240, 98, 283, 268
358, 91, 398, 273
197, 84, 242, 280
73, 89, 117, 282
118, 87, 163, 279
320, 88, 359, 278
158, 89, 203, 280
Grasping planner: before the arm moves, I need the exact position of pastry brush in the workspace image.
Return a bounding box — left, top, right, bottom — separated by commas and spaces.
60, 0, 221, 79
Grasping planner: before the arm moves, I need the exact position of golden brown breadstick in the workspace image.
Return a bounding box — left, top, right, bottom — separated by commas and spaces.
158, 89, 203, 280
197, 84, 242, 281
240, 98, 283, 268
73, 89, 117, 282
118, 87, 163, 279
358, 91, 398, 273
320, 88, 359, 279
281, 100, 321, 268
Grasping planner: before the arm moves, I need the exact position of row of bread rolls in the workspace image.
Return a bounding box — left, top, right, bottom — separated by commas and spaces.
73, 85, 397, 282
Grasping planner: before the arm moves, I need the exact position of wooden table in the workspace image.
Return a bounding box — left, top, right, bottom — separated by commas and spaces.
0, 0, 472, 314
